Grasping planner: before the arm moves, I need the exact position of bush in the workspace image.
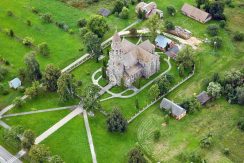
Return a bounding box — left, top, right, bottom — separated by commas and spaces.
106, 108, 127, 133
128, 148, 146, 163
129, 28, 138, 36
13, 97, 25, 108
7, 10, 13, 16
41, 13, 52, 23
31, 7, 39, 14
207, 24, 219, 36
0, 65, 8, 81
153, 130, 161, 141
223, 148, 230, 155
4, 28, 14, 37
210, 36, 223, 49
26, 20, 32, 26
77, 18, 87, 28
219, 20, 226, 28
167, 6, 176, 16
233, 32, 244, 41
119, 7, 129, 19
237, 117, 244, 131
77, 80, 83, 86
165, 21, 175, 30
22, 37, 34, 47
38, 42, 49, 56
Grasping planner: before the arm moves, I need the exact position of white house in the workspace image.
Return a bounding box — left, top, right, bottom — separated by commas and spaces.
9, 78, 21, 89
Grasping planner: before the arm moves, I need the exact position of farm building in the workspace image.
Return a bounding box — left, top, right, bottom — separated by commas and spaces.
181, 3, 212, 23
168, 26, 192, 39
165, 45, 180, 60
98, 8, 111, 17
197, 91, 211, 105
9, 78, 21, 89
136, 2, 163, 18
160, 98, 186, 120
155, 35, 174, 51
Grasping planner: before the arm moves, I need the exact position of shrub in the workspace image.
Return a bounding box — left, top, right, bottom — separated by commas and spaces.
207, 82, 222, 98
31, 7, 39, 14
7, 10, 13, 16
219, 20, 226, 28
165, 21, 175, 30
77, 18, 87, 28
233, 32, 244, 41
22, 37, 34, 47
167, 6, 176, 16
207, 24, 219, 36
68, 29, 74, 34
77, 80, 83, 86
210, 36, 223, 49
4, 28, 14, 37
0, 65, 8, 81
26, 20, 32, 26
38, 42, 49, 56
128, 148, 146, 163
119, 7, 129, 19
41, 13, 52, 23
223, 148, 230, 155
13, 97, 25, 108
153, 130, 161, 141
237, 117, 244, 131
129, 28, 138, 36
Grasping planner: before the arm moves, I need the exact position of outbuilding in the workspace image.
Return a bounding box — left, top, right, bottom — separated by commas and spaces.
160, 98, 186, 120
155, 35, 174, 51
9, 78, 21, 89
197, 91, 211, 105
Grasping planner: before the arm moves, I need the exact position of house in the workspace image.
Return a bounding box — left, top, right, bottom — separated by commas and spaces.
106, 33, 160, 87
98, 8, 111, 17
155, 35, 174, 51
160, 98, 186, 120
181, 3, 212, 23
136, 2, 163, 18
165, 45, 180, 60
197, 91, 211, 105
168, 26, 192, 40
9, 78, 21, 89
0, 146, 22, 163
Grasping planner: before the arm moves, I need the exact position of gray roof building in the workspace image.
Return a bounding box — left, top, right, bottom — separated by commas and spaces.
160, 98, 186, 120
98, 8, 111, 17
197, 91, 211, 105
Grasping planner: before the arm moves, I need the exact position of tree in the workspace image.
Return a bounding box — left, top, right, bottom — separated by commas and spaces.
176, 46, 195, 72
0, 65, 8, 81
196, 0, 206, 8
41, 13, 52, 23
219, 20, 226, 28
3, 125, 24, 148
102, 66, 107, 79
149, 84, 160, 100
38, 42, 49, 56
112, 0, 124, 13
13, 96, 25, 108
29, 144, 51, 163
135, 99, 140, 111
119, 7, 129, 19
24, 52, 42, 81
83, 32, 102, 62
207, 82, 222, 98
107, 108, 127, 132
167, 6, 176, 16
147, 14, 163, 41
49, 155, 65, 163
223, 69, 243, 87
207, 24, 219, 36
81, 85, 101, 112
43, 64, 61, 92
21, 129, 35, 150
87, 15, 109, 38
206, 1, 225, 20
25, 81, 41, 99
137, 9, 146, 20
157, 76, 170, 95
128, 148, 146, 163
181, 97, 201, 113
165, 21, 175, 31
57, 73, 76, 102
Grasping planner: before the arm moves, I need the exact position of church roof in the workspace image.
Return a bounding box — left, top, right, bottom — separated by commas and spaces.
138, 40, 155, 52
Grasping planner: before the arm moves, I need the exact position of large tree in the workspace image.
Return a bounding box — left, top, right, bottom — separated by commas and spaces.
128, 148, 146, 163
176, 46, 195, 72
57, 73, 76, 102
3, 125, 24, 148
107, 108, 127, 132
43, 64, 61, 92
206, 1, 225, 20
87, 15, 109, 38
21, 129, 35, 150
207, 82, 222, 98
25, 81, 42, 99
83, 32, 102, 61
81, 85, 101, 112
149, 84, 160, 100
29, 144, 51, 163
157, 76, 170, 95
147, 14, 163, 41
24, 52, 42, 81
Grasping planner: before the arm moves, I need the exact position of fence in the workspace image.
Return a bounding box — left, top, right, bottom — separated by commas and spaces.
127, 66, 195, 124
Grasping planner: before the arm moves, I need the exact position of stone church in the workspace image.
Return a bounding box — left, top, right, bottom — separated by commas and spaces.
106, 33, 160, 87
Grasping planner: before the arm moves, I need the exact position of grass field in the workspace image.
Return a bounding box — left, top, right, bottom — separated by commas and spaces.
0, 0, 243, 162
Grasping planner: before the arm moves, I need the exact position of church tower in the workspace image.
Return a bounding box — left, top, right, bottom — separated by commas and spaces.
106, 32, 124, 85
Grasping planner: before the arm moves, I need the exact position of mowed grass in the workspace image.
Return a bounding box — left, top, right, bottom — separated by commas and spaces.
42, 116, 92, 163
136, 99, 244, 162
